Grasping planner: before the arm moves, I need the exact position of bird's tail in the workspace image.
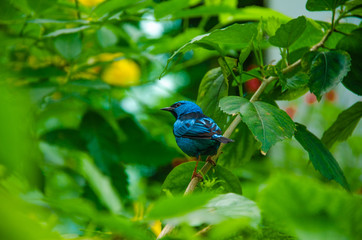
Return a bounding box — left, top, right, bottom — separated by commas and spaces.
213, 134, 234, 143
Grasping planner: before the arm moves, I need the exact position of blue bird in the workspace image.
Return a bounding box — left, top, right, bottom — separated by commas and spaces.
161, 101, 233, 178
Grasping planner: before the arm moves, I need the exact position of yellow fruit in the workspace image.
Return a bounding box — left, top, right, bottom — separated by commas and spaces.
78, 0, 105, 7
102, 59, 141, 87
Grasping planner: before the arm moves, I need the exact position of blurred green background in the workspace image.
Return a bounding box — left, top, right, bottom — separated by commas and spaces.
0, 0, 361, 239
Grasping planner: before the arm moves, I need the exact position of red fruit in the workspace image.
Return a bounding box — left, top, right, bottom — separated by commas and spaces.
325, 90, 337, 102
245, 78, 261, 93
247, 64, 258, 71
285, 106, 297, 119
305, 92, 317, 104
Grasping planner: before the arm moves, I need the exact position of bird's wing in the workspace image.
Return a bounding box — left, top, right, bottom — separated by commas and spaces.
174, 113, 221, 139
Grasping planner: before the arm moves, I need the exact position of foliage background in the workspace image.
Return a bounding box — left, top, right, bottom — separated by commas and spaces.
0, 0, 361, 239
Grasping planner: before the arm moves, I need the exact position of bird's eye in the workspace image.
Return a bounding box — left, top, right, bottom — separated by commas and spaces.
172, 102, 182, 108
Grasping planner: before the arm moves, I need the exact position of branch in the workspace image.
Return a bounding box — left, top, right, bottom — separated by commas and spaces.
157, 29, 332, 240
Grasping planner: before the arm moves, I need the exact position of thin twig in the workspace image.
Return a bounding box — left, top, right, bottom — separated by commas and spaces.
157, 28, 333, 240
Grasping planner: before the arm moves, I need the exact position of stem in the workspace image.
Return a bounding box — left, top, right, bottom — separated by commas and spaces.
75, 0, 81, 19
331, 8, 336, 31
221, 56, 238, 83
157, 27, 333, 240
241, 71, 263, 81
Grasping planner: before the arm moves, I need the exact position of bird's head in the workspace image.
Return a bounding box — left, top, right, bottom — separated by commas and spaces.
161, 101, 203, 118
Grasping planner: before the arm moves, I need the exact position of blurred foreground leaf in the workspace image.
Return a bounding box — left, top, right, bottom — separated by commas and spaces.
259, 174, 361, 240
149, 193, 260, 228
49, 198, 154, 240
146, 192, 215, 220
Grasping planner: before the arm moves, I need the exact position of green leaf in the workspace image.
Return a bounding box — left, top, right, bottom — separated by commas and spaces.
161, 161, 243, 195
44, 26, 90, 37
169, 5, 290, 23
40, 143, 124, 213
79, 112, 122, 174
309, 51, 351, 100
219, 96, 249, 115
36, 98, 87, 136
49, 198, 153, 240
259, 174, 362, 240
218, 121, 260, 168
306, 0, 347, 11
78, 154, 123, 214
276, 72, 309, 100
321, 102, 362, 149
337, 28, 362, 95
146, 192, 216, 220
93, 0, 149, 18
54, 33, 82, 61
156, 193, 261, 228
346, 0, 362, 17
163, 23, 257, 76
154, 0, 190, 19
220, 96, 295, 154
197, 67, 229, 129
97, 26, 118, 48
281, 72, 309, 92
294, 123, 349, 190
290, 19, 324, 51
118, 117, 179, 166
269, 16, 307, 48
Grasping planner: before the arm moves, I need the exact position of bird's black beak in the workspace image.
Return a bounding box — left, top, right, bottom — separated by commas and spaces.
160, 107, 175, 112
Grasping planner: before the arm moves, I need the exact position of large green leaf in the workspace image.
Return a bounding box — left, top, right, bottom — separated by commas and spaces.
161, 161, 243, 195
309, 51, 351, 100
164, 23, 257, 75
337, 28, 362, 95
294, 123, 349, 190
306, 0, 347, 11
321, 102, 362, 149
290, 19, 324, 51
54, 33, 82, 61
219, 96, 295, 154
259, 174, 362, 240
196, 67, 229, 129
269, 16, 307, 48
151, 193, 261, 228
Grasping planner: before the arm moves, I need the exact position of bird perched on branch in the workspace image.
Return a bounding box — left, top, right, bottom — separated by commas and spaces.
161, 101, 233, 179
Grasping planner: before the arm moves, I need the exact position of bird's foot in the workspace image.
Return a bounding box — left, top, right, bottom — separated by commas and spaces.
206, 156, 216, 166
192, 171, 203, 180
